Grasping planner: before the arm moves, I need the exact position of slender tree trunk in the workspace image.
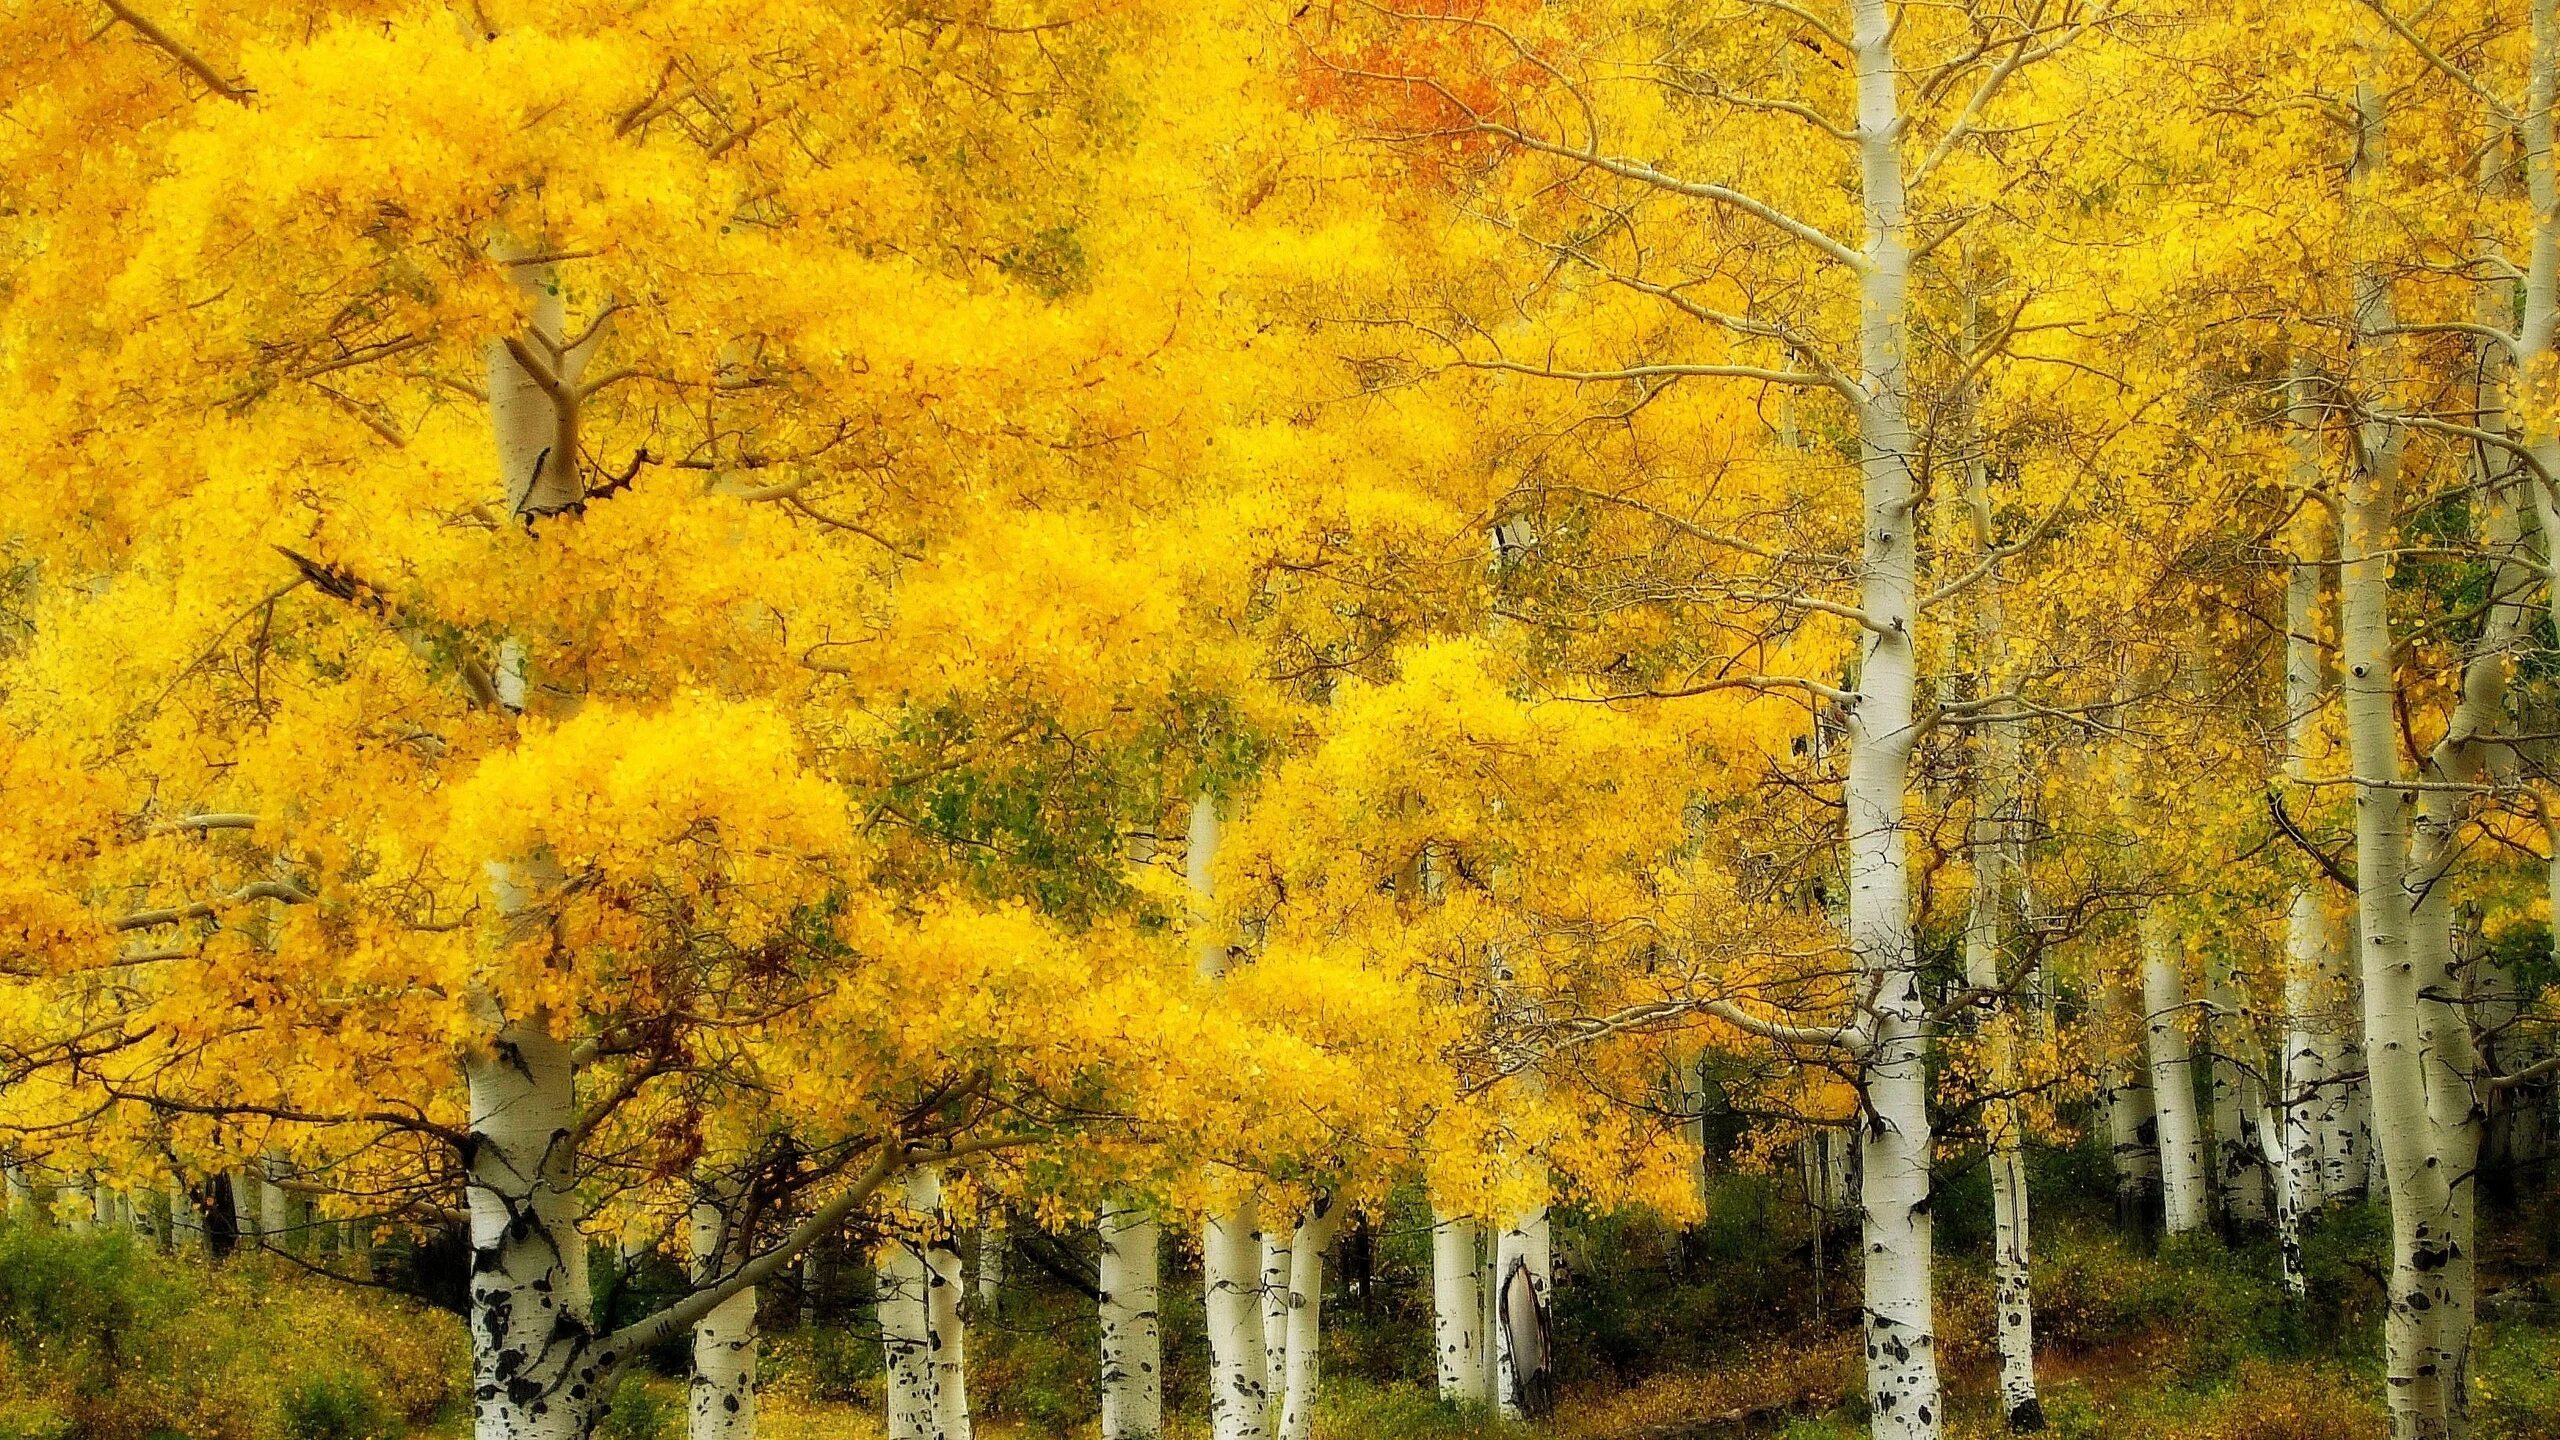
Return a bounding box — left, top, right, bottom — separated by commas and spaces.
1840, 2, 1938, 1429
881, 1231, 938, 1440
1275, 1203, 1339, 1440
2208, 964, 2271, 1229
975, 1214, 1005, 1316
2256, 1094, 2309, 1298
2141, 919, 2210, 1237
921, 1172, 971, 1440
165, 1174, 197, 1254
1958, 330, 2041, 1431
465, 1019, 600, 1440
1430, 1209, 1485, 1404
1190, 795, 1268, 1440
2336, 943, 2376, 1205
689, 1201, 757, 1440
2339, 114, 2444, 1432
1204, 1205, 1269, 1440
1099, 1204, 1163, 1440
2281, 373, 2344, 1221
1259, 1228, 1290, 1413
2282, 891, 2336, 1219
1493, 1206, 1553, 1419
1966, 770, 2039, 1427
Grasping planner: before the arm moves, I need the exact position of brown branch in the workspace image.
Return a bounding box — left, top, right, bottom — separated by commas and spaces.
2267, 790, 2356, 892
101, 0, 251, 101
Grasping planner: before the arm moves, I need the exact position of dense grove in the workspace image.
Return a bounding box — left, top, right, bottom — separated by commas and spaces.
4, 2, 2560, 1439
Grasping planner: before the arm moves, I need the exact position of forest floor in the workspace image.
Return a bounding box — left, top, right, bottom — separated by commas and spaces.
9, 1157, 2560, 1440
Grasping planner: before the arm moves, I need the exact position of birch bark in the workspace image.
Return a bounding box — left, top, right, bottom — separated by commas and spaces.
1190, 795, 1268, 1440
880, 1230, 938, 1440
688, 1201, 757, 1440
1494, 1208, 1553, 1420
1958, 304, 2040, 1431
1275, 1202, 1340, 1440
1098, 1204, 1163, 1440
1843, 5, 1939, 1430
1430, 1210, 1485, 1403
2141, 918, 2210, 1237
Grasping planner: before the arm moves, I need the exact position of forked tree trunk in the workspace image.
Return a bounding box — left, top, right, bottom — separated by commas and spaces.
2338, 47, 2482, 1436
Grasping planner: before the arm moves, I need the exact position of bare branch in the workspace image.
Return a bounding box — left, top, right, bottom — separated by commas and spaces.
100, 1, 251, 101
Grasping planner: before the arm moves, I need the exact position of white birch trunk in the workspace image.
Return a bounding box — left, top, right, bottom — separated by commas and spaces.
2280, 394, 2344, 1218
2207, 965, 2271, 1228
166, 1174, 198, 1254
1492, 1207, 1552, 1419
2142, 919, 2210, 1237
1204, 1204, 1269, 1440
918, 1171, 971, 1440
1258, 1228, 1290, 1410
1430, 1210, 1485, 1404
1843, 3, 1938, 1429
2338, 97, 2446, 1430
1275, 1204, 1339, 1440
2282, 892, 2336, 1217
880, 1234, 937, 1440
2102, 971, 2160, 1227
1098, 1205, 1162, 1440
1958, 369, 2039, 1430
465, 1020, 599, 1440
1190, 794, 1268, 1440
462, 249, 614, 1440
974, 1214, 1004, 1315
689, 1202, 757, 1440
1971, 907, 2040, 1432
2336, 36, 2530, 1429
2256, 1097, 2309, 1298
2335, 945, 2376, 1204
